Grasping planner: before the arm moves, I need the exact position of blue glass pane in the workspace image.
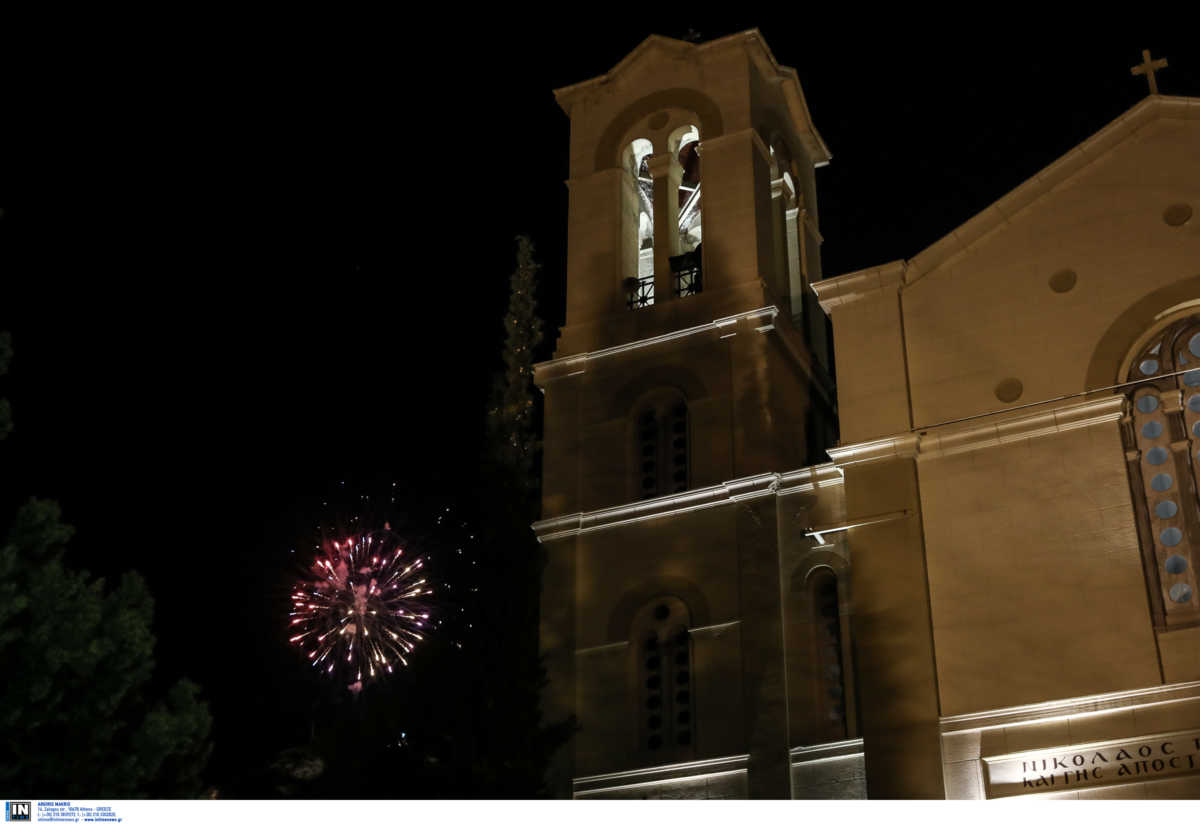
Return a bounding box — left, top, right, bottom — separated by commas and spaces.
1140, 359, 1160, 375
1190, 332, 1200, 358
1156, 500, 1179, 519
1166, 555, 1188, 575
1161, 527, 1184, 547
1152, 474, 1174, 492
1170, 582, 1193, 604
1142, 420, 1164, 439
1189, 394, 1200, 413
1194, 421, 1200, 438
1147, 447, 1170, 466
1185, 370, 1200, 387
1137, 395, 1159, 413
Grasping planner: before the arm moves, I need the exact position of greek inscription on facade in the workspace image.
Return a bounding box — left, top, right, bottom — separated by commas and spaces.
985, 731, 1200, 797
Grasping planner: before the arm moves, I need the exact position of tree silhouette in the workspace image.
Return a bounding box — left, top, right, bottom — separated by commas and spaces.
0, 336, 212, 797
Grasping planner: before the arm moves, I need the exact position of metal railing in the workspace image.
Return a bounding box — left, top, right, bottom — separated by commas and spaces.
670, 247, 702, 298
625, 276, 655, 310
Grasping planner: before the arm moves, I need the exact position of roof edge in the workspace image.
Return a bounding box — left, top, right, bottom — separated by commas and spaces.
553, 30, 761, 111
901, 95, 1199, 288
552, 29, 831, 165
815, 95, 1198, 304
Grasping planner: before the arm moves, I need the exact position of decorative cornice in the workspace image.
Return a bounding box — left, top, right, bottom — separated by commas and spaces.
790, 737, 864, 764
828, 395, 1125, 468
811, 260, 905, 316
940, 681, 1200, 733
919, 395, 1125, 459
573, 753, 750, 796
777, 462, 844, 496
532, 463, 843, 543
534, 306, 778, 385
825, 432, 920, 467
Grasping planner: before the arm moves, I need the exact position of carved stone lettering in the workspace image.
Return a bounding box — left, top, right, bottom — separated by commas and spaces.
981, 728, 1200, 798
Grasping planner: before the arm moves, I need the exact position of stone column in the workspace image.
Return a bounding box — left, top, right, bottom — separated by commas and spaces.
540, 535, 578, 798
690, 128, 774, 294
843, 456, 944, 799
769, 176, 792, 306
779, 177, 805, 320
736, 493, 792, 798
645, 152, 681, 302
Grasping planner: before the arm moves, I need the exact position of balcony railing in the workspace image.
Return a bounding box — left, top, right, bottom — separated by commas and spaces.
625, 246, 701, 310
670, 246, 702, 298
625, 276, 655, 310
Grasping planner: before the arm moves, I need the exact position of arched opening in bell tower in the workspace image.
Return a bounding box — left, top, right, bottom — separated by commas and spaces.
668, 124, 702, 298
622, 137, 656, 309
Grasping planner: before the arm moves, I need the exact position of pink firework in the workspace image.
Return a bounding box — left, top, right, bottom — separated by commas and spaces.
288, 524, 433, 691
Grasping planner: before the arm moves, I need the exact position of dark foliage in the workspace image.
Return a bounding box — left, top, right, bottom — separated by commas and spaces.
0, 499, 213, 797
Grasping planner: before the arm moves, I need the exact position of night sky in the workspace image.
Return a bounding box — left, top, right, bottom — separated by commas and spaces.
1, 18, 1194, 793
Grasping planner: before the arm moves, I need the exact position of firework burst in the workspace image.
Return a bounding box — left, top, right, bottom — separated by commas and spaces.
289, 523, 433, 692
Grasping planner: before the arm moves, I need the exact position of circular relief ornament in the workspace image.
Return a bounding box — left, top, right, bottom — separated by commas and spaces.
1164, 203, 1193, 227
1048, 269, 1077, 293
994, 378, 1023, 403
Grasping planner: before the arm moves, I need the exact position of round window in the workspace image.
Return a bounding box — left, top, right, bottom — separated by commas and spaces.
1151, 474, 1174, 492
1161, 527, 1184, 547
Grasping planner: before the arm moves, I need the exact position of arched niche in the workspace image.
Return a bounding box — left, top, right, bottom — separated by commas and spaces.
606, 364, 710, 421
1084, 274, 1200, 389
593, 88, 724, 174
606, 576, 712, 645
629, 595, 696, 754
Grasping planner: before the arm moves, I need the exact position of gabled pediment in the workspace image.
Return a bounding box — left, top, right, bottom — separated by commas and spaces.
554, 29, 831, 167
815, 94, 1199, 313
902, 95, 1199, 289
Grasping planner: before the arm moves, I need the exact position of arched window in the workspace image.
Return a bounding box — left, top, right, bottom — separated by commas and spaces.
634, 391, 689, 500
632, 596, 695, 753
668, 125, 702, 299
810, 568, 849, 741
1122, 312, 1200, 625
669, 125, 702, 253
622, 138, 655, 310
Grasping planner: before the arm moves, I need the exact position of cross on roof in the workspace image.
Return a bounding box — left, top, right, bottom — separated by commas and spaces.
1131, 49, 1168, 95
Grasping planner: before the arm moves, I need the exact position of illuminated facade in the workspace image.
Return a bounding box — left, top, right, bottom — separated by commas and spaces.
534, 30, 1200, 799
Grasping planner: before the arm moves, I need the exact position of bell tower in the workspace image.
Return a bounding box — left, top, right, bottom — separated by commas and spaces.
534, 30, 849, 799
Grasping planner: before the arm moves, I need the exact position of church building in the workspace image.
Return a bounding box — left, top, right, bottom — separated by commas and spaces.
532, 30, 1200, 799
